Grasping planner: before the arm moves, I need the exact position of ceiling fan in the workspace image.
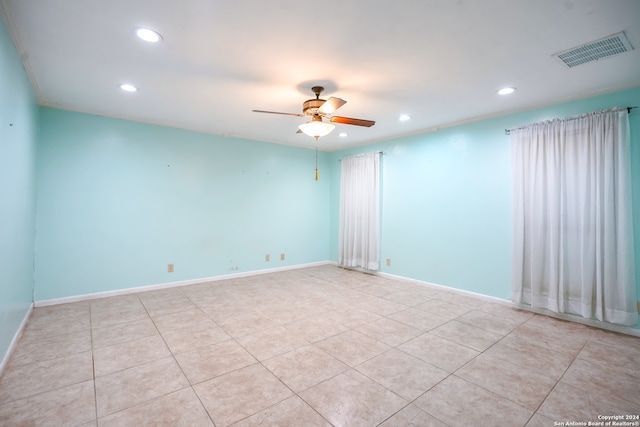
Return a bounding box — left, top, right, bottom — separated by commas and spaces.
252, 86, 375, 139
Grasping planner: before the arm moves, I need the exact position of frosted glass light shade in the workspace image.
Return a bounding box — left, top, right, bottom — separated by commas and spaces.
298, 121, 335, 138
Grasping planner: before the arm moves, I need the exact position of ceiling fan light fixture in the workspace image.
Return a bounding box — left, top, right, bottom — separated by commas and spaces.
253, 86, 374, 139
298, 119, 335, 138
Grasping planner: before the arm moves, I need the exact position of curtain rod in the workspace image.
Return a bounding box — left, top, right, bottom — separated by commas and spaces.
504, 106, 637, 135
338, 151, 385, 161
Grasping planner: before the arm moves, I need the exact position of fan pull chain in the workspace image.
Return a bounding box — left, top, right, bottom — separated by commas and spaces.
314, 136, 319, 181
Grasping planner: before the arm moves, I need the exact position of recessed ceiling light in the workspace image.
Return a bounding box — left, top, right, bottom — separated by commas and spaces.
399, 114, 411, 121
498, 87, 516, 95
339, 132, 348, 137
136, 28, 162, 43
119, 84, 138, 92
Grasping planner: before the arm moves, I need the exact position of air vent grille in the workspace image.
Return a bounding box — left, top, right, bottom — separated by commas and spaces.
554, 31, 634, 68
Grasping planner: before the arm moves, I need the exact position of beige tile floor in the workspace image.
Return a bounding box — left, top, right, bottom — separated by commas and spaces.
1, 265, 639, 426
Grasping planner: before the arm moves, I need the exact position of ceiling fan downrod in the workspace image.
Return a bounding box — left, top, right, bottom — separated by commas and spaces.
311, 86, 324, 99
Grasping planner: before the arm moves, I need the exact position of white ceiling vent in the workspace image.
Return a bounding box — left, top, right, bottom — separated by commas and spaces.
554, 31, 634, 68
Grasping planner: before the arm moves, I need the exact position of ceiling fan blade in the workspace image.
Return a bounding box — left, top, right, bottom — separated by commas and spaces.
318, 97, 346, 115
329, 116, 375, 127
252, 109, 305, 117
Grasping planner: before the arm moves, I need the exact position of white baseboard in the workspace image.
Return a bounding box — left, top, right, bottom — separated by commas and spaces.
377, 271, 640, 337
0, 303, 33, 375
34, 261, 332, 307
31, 262, 640, 338
512, 304, 640, 337
378, 271, 512, 305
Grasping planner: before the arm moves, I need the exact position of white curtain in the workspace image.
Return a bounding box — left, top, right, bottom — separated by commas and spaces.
511, 108, 637, 325
338, 152, 381, 271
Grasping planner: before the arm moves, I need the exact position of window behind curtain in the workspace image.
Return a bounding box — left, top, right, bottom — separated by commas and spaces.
338, 152, 381, 271
511, 108, 637, 326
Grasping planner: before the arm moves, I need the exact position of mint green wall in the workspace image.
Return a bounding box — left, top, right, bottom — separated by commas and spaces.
330, 87, 640, 305
7, 0, 639, 322
0, 18, 38, 359
35, 109, 330, 300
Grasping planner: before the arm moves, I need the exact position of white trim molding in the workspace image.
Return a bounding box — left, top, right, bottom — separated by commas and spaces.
30, 262, 640, 338
35, 261, 332, 307
377, 270, 640, 338
0, 303, 33, 375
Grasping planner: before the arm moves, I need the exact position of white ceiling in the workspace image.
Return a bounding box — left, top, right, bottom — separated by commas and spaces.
2, 0, 639, 151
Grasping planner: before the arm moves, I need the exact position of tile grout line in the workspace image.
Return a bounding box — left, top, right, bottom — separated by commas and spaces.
89, 302, 99, 425
4, 267, 637, 426
143, 294, 220, 426
389, 312, 537, 425
530, 326, 597, 422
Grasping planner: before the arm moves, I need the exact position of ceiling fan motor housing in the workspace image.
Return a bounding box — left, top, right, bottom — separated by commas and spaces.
302, 98, 326, 116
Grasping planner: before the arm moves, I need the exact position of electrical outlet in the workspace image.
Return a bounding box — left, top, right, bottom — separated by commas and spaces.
280, 253, 285, 261
265, 254, 270, 262
167, 263, 174, 272
386, 258, 391, 266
